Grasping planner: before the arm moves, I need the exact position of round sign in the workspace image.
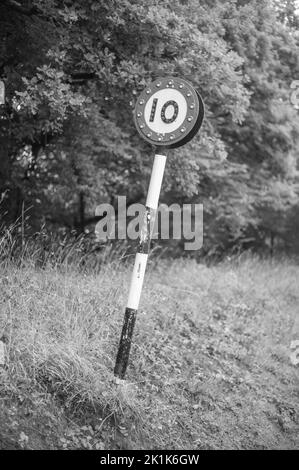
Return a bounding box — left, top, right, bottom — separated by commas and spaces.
133, 77, 204, 149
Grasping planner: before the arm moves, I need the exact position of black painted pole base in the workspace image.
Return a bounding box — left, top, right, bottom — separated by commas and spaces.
114, 307, 137, 379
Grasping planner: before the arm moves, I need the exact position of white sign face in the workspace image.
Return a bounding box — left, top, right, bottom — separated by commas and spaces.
134, 77, 204, 149
0, 81, 5, 105
144, 89, 188, 134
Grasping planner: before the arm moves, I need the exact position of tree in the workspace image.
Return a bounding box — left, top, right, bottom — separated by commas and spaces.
0, 0, 250, 231
1, 0, 299, 258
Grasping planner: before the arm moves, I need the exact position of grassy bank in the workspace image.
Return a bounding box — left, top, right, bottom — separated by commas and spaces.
0, 254, 298, 449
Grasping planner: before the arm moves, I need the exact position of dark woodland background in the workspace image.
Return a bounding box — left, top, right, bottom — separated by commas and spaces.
1, 0, 299, 259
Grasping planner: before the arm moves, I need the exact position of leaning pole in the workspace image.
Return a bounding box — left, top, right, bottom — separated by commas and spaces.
114, 77, 204, 379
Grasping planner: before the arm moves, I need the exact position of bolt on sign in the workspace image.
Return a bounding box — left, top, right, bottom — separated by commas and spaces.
114, 77, 204, 379
0, 81, 5, 105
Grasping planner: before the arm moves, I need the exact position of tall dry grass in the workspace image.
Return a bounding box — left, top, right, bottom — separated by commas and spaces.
0, 226, 298, 449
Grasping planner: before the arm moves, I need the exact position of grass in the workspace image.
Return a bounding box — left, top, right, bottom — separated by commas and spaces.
0, 241, 298, 449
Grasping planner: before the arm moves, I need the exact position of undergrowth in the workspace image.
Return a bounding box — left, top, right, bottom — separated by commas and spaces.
0, 228, 298, 449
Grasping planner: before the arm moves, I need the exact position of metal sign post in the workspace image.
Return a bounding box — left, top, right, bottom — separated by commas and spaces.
114, 77, 204, 379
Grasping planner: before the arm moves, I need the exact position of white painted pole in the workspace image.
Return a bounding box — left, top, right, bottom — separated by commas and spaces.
114, 153, 167, 379
145, 154, 167, 210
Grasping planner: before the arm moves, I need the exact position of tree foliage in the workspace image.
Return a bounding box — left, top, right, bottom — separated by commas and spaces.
1, 0, 299, 256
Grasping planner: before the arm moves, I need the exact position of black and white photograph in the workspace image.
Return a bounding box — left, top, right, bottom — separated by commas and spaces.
0, 0, 298, 456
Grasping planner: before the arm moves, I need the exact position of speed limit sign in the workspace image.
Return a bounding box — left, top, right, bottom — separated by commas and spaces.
114, 76, 205, 379
133, 77, 204, 148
